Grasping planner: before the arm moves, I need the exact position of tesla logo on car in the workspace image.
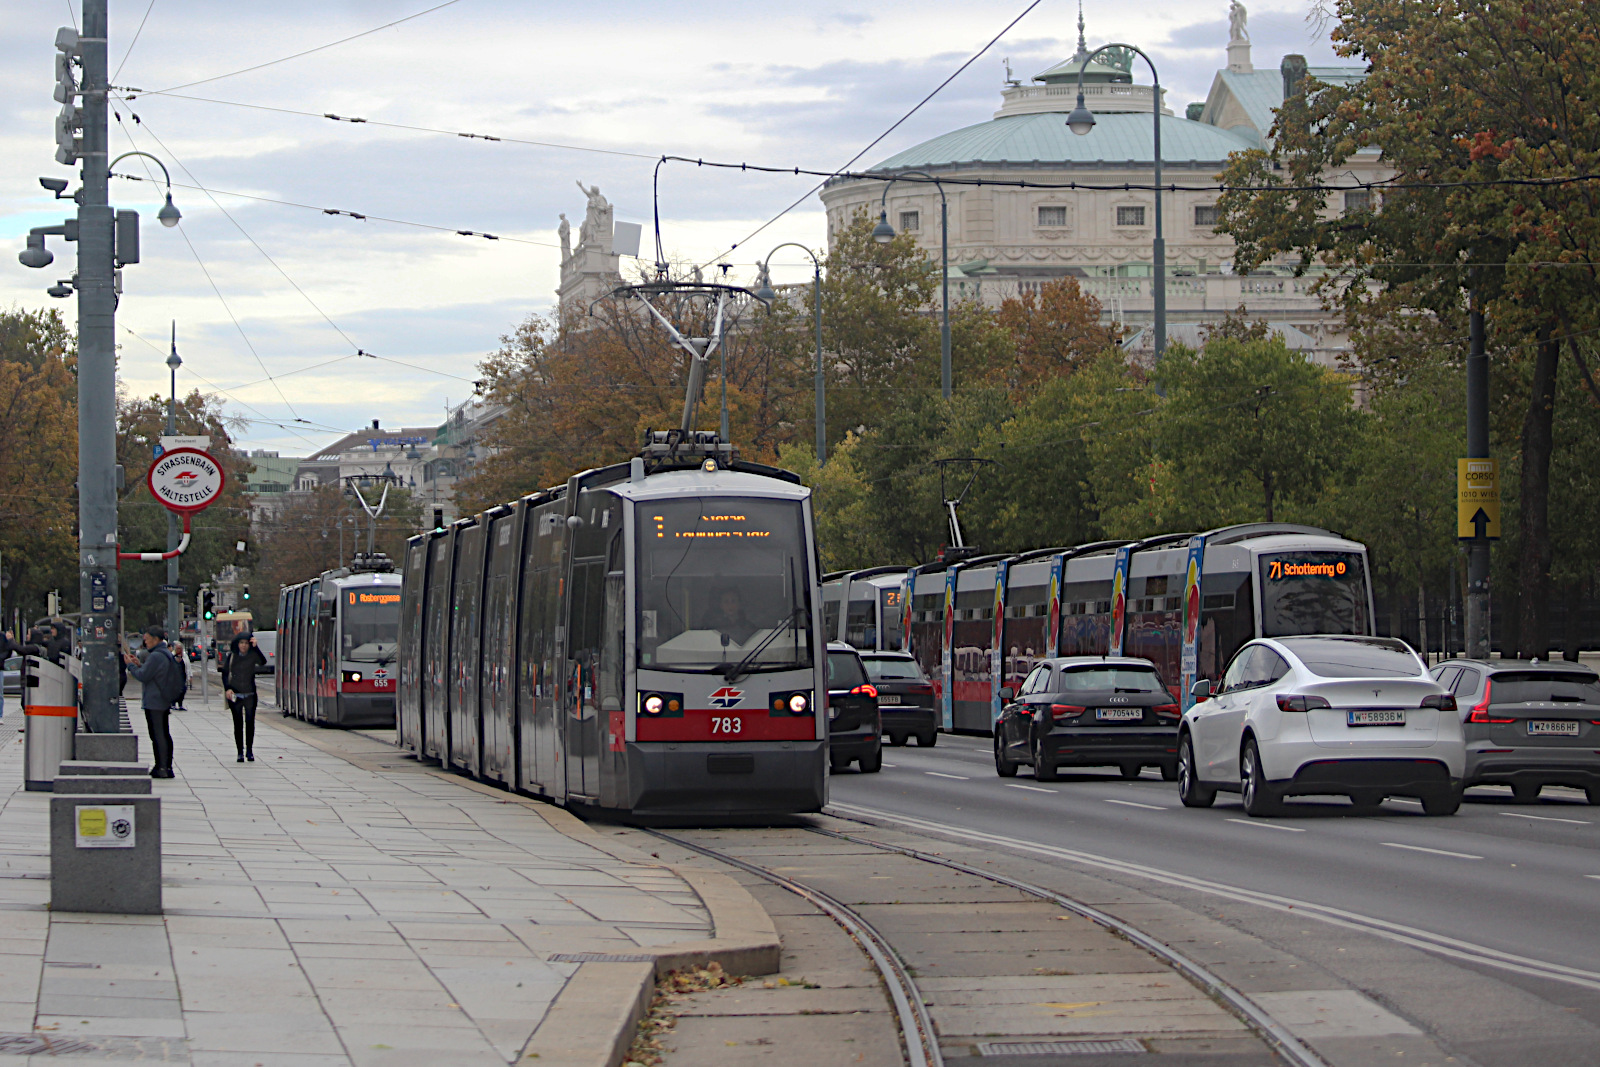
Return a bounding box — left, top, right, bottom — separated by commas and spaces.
709, 687, 744, 709
1373, 689, 1381, 698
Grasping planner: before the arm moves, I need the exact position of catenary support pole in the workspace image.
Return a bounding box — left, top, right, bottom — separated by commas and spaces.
813, 262, 826, 464
165, 324, 180, 641
1465, 300, 1491, 659
939, 197, 951, 399
77, 0, 121, 733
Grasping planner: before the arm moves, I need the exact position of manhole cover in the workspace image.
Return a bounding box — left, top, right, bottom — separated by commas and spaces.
976, 1039, 1146, 1056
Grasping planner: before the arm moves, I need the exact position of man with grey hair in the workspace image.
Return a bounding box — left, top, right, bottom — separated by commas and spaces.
124, 626, 181, 778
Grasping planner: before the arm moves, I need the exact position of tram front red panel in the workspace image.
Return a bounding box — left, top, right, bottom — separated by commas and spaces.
636, 708, 817, 742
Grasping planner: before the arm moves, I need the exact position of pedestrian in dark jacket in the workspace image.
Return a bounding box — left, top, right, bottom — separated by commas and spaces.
223, 633, 267, 762
124, 626, 180, 778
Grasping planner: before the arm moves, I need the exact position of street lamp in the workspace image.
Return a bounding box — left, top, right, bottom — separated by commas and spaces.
1067, 43, 1166, 364
164, 323, 182, 638
754, 243, 827, 465
872, 171, 952, 399
109, 150, 181, 227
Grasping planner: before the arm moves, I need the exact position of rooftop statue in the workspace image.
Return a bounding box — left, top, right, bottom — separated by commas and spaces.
1229, 1, 1249, 42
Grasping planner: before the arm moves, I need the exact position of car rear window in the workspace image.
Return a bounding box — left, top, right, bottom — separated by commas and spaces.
1058, 667, 1165, 694
1488, 671, 1600, 704
862, 657, 924, 682
827, 651, 867, 689
1281, 637, 1420, 678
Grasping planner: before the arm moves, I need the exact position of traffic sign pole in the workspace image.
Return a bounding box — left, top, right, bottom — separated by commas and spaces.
1464, 303, 1492, 660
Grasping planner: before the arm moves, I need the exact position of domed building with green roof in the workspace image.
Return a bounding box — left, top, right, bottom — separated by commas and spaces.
818, 10, 1384, 366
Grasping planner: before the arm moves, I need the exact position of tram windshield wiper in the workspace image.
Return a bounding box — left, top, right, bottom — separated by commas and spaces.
722, 608, 807, 684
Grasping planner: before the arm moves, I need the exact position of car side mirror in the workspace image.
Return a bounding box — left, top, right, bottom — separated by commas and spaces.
999, 686, 1015, 702
1190, 678, 1213, 701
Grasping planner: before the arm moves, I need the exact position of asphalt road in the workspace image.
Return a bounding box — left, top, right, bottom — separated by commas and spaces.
828, 732, 1600, 1064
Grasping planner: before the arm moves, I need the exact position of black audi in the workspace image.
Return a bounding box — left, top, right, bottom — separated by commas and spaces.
826, 643, 883, 773
861, 651, 937, 748
994, 656, 1181, 781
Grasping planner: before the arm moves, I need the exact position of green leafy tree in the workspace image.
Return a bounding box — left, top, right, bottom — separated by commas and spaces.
1217, 0, 1600, 656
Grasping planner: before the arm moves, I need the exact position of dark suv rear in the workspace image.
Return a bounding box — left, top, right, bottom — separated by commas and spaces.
994, 656, 1180, 781
1431, 659, 1600, 803
826, 643, 882, 773
861, 652, 936, 748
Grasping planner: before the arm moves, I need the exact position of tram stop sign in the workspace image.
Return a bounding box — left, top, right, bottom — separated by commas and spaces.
147, 447, 225, 514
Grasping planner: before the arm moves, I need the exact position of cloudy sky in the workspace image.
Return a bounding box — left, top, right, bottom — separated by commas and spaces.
1, 0, 1342, 456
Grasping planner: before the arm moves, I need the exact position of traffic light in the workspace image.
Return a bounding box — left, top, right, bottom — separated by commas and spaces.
242, 585, 250, 602
53, 29, 80, 166
202, 590, 215, 620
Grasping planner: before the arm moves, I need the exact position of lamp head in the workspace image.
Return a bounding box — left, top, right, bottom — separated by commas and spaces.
1066, 95, 1097, 136
19, 235, 53, 268
47, 282, 73, 299
157, 193, 181, 227
166, 350, 182, 371
752, 264, 776, 305
871, 210, 897, 244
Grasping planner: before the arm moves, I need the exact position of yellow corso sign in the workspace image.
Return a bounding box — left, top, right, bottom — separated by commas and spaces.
1457, 458, 1500, 539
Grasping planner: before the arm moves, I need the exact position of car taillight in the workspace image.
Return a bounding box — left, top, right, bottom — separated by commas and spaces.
1421, 693, 1456, 711
1468, 679, 1513, 722
1153, 703, 1180, 718
1275, 694, 1332, 713
850, 683, 878, 698
1050, 704, 1086, 720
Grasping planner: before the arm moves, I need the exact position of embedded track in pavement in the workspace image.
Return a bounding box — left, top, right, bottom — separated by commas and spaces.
648, 823, 1321, 1066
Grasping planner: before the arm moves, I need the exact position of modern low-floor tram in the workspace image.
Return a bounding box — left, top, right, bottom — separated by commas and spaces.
397, 441, 829, 820
823, 523, 1376, 735
276, 555, 402, 727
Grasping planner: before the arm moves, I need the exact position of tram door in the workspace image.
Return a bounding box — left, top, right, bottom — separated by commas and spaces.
562, 490, 620, 803
316, 583, 337, 723
519, 501, 564, 800
422, 531, 455, 761
450, 523, 487, 777
480, 512, 521, 786
397, 540, 427, 752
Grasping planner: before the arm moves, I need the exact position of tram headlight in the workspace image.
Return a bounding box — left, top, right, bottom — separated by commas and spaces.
643, 694, 664, 715
788, 693, 809, 714
639, 691, 682, 716
344, 671, 362, 683
771, 690, 814, 715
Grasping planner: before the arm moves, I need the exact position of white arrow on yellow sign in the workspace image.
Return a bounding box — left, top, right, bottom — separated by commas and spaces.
1457, 458, 1500, 539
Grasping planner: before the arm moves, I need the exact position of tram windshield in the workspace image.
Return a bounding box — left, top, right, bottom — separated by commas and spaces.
637, 496, 813, 673
1258, 551, 1370, 637
342, 589, 400, 663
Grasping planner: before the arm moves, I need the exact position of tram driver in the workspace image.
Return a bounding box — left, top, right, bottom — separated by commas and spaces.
704, 587, 761, 645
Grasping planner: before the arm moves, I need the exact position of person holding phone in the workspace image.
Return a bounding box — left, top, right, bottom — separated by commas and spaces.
223, 633, 267, 762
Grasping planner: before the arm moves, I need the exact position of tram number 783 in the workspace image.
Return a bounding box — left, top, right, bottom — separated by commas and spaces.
710, 716, 743, 735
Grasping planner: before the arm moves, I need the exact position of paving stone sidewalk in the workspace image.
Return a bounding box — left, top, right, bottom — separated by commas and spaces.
0, 687, 711, 1066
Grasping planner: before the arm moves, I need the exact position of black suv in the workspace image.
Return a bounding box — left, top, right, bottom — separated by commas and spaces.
995, 656, 1181, 781
826, 643, 882, 773
1430, 658, 1600, 803
861, 651, 937, 748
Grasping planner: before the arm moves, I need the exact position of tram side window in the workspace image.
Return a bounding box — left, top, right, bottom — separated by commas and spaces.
823, 600, 841, 643
1199, 573, 1252, 682
845, 598, 876, 648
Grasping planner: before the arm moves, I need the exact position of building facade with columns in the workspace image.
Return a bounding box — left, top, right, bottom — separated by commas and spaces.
818, 11, 1382, 366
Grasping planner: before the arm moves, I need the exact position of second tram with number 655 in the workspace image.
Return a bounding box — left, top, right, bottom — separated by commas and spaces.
277, 553, 402, 727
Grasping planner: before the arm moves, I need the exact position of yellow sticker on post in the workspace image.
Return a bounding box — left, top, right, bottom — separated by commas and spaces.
1457, 458, 1500, 539
75, 805, 136, 848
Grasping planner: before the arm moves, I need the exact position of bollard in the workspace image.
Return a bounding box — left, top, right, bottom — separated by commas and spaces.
49, 794, 162, 914
74, 733, 138, 764
23, 655, 77, 791
54, 775, 151, 796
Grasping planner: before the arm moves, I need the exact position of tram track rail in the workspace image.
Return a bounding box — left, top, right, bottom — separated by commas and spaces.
648, 820, 1329, 1067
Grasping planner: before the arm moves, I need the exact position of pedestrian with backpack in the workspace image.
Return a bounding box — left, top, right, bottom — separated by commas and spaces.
222, 633, 267, 762
124, 626, 183, 778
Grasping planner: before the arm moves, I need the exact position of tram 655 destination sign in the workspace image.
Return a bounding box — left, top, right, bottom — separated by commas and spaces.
147, 447, 225, 514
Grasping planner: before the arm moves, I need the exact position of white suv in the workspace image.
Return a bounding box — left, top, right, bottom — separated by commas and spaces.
1178, 635, 1465, 816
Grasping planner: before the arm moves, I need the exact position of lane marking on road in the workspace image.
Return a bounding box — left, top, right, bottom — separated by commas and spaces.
1382, 842, 1482, 860
828, 801, 1600, 993
1005, 783, 1056, 794
1106, 799, 1167, 810
881, 763, 898, 768
1500, 811, 1589, 825
1226, 817, 1306, 832
925, 771, 969, 780
1386, 798, 1422, 805
1586, 875, 1600, 881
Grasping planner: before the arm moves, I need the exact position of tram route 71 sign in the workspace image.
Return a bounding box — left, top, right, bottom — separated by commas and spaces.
147, 447, 226, 514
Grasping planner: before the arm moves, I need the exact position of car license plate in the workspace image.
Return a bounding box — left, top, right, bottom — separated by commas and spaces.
879, 694, 901, 704
1096, 707, 1142, 721
1348, 709, 1405, 726
1528, 720, 1579, 736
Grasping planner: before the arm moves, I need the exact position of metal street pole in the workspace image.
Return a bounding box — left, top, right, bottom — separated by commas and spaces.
1067, 43, 1165, 363
165, 324, 181, 640
872, 173, 951, 398
1465, 300, 1491, 659
754, 244, 827, 464
77, 0, 121, 733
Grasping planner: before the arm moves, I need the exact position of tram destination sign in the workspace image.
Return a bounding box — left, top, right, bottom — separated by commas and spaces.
147, 447, 226, 514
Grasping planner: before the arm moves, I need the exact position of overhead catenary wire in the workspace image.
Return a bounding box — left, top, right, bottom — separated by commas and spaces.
110, 0, 158, 83
692, 0, 1046, 270
109, 88, 659, 161
141, 0, 466, 95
